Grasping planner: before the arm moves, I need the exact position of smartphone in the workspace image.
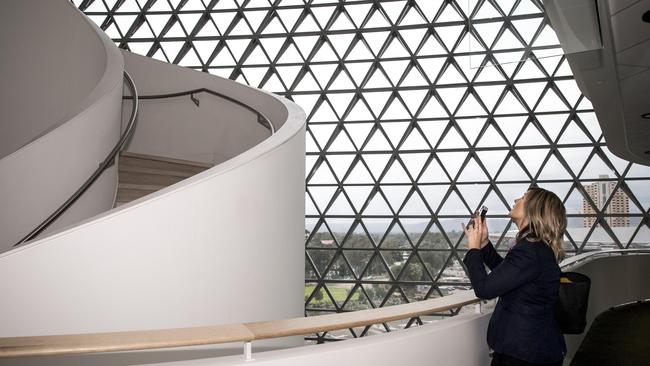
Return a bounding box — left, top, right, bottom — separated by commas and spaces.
467, 206, 488, 228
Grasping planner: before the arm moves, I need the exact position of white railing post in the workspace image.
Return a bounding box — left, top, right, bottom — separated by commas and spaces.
244, 341, 254, 361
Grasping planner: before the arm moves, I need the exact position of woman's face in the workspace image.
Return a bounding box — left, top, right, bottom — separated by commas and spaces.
510, 191, 528, 226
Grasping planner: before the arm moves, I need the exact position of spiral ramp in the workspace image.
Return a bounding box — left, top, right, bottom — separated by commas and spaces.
0, 0, 306, 355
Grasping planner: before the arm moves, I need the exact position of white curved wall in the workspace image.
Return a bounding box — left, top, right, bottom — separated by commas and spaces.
0, 0, 106, 159
0, 64, 306, 356
0, 0, 124, 252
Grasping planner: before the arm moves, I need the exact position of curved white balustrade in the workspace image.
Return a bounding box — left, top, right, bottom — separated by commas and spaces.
1, 313, 492, 366
0, 0, 124, 251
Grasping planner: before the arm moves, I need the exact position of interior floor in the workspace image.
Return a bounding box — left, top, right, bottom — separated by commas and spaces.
571, 300, 650, 366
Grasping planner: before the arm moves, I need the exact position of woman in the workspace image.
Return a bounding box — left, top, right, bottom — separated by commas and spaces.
462, 187, 567, 366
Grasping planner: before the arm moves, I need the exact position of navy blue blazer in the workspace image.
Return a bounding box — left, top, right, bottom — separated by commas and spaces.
463, 239, 566, 364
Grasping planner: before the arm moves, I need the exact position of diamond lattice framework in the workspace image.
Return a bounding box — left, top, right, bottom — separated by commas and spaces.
79, 0, 650, 339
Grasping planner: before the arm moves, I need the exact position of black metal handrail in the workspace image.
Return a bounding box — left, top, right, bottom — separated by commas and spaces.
123, 88, 275, 134
13, 71, 139, 247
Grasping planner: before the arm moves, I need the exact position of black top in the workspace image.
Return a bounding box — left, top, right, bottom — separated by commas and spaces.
463, 239, 566, 364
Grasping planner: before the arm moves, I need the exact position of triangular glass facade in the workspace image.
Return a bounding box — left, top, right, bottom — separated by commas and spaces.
79, 0, 650, 340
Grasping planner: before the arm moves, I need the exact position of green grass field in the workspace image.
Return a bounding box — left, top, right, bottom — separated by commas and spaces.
305, 285, 360, 303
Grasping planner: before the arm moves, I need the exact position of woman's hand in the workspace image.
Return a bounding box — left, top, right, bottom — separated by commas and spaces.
462, 212, 489, 250
479, 215, 489, 248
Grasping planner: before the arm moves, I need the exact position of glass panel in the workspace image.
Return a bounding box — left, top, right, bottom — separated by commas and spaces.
467, 0, 601, 69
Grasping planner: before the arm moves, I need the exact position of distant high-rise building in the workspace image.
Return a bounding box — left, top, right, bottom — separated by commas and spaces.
583, 175, 629, 227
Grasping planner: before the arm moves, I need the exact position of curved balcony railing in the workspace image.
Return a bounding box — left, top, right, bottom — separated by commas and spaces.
124, 88, 274, 135
559, 248, 650, 271
2, 249, 646, 360
12, 72, 139, 247
0, 290, 480, 358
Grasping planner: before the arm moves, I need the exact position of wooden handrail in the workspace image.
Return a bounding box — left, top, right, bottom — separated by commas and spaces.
0, 290, 479, 358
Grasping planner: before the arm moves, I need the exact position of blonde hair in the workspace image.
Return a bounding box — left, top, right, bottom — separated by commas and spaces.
516, 187, 566, 262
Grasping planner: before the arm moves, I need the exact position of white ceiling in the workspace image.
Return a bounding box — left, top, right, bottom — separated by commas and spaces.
549, 0, 650, 165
